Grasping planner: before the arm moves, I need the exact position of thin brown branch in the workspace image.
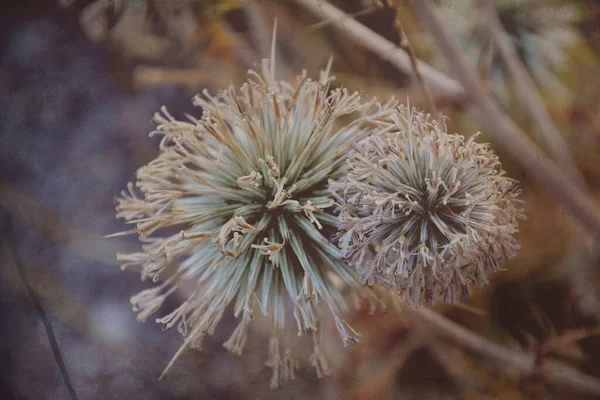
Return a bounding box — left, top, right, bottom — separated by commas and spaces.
486, 2, 586, 190
3, 211, 80, 400
394, 14, 439, 118
450, 302, 486, 317
538, 327, 600, 357
426, 339, 476, 394
307, 6, 380, 32
410, 0, 600, 236
347, 332, 423, 400
291, 0, 465, 101
403, 306, 600, 396
484, 0, 600, 323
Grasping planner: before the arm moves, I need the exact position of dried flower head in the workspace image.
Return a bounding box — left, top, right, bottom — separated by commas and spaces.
60, 0, 237, 61
111, 50, 394, 386
330, 106, 525, 306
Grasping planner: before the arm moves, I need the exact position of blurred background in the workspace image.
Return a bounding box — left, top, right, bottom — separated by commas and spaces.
2, 0, 600, 398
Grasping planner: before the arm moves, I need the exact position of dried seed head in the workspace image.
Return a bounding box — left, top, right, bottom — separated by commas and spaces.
112, 56, 395, 385
330, 105, 525, 306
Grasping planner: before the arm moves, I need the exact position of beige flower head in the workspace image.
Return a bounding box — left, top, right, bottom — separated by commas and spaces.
330, 105, 525, 306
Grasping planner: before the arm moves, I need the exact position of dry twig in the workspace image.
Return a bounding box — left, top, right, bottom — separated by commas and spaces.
2, 210, 80, 400
409, 0, 600, 236
394, 13, 439, 118
404, 306, 600, 396
291, 0, 465, 101
486, 1, 585, 189
485, 0, 600, 323
347, 332, 424, 399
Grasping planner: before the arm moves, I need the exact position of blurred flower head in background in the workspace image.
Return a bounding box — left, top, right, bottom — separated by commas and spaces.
112, 50, 395, 387
439, 0, 583, 100
59, 0, 240, 62
330, 106, 525, 306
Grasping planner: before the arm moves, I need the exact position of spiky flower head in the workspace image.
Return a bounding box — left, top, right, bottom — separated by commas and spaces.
112, 55, 394, 386
329, 106, 525, 306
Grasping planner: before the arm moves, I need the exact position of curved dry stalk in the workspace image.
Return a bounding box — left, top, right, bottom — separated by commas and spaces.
484, 0, 600, 323
403, 306, 600, 396
394, 15, 439, 118
409, 0, 600, 236
485, 2, 585, 190
291, 0, 465, 101
414, 0, 600, 323
4, 211, 80, 400
346, 332, 424, 399
307, 5, 380, 32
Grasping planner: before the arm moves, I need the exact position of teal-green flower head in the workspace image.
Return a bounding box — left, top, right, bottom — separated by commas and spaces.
113, 57, 395, 387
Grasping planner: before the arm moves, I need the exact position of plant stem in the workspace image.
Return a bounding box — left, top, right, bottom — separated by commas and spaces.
404, 306, 600, 396
291, 0, 465, 101
394, 15, 440, 119
409, 0, 600, 236
486, 1, 586, 190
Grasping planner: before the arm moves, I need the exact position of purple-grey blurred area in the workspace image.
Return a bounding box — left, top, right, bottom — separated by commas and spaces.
0, 3, 322, 399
